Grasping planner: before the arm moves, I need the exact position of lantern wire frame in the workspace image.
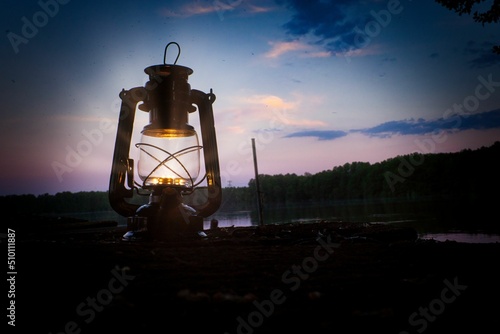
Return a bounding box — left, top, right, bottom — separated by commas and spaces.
133, 142, 206, 193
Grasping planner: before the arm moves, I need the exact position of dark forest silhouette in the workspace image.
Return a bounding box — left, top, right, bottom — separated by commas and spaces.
2, 141, 499, 215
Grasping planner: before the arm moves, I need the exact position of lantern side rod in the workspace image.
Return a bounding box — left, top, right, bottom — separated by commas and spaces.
108, 87, 147, 217
190, 89, 222, 217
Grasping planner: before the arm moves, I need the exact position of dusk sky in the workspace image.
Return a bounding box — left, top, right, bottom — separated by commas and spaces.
1, 0, 499, 196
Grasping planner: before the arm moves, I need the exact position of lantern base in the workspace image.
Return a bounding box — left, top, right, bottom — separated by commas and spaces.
122, 188, 206, 241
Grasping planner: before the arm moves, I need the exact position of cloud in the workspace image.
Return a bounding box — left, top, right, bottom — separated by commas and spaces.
265, 40, 324, 58
241, 94, 328, 127
159, 3, 214, 17
285, 130, 348, 140
160, 0, 275, 18
245, 3, 277, 14
464, 40, 500, 68
281, 118, 328, 127
285, 109, 500, 141
459, 108, 500, 130
243, 94, 296, 109
357, 109, 500, 137
355, 118, 440, 136
276, 0, 379, 55
264, 40, 333, 59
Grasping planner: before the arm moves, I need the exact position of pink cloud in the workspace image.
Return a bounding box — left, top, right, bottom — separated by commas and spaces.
264, 41, 310, 58
159, 1, 276, 18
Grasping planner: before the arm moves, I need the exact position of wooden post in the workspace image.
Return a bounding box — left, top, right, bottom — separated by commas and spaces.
252, 138, 264, 226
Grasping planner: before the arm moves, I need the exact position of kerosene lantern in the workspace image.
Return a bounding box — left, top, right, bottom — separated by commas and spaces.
108, 42, 222, 240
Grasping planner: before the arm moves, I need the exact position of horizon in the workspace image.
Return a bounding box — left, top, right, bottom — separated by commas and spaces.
2, 140, 498, 197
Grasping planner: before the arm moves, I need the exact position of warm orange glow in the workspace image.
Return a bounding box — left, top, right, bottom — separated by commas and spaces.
142, 128, 196, 138
149, 177, 187, 186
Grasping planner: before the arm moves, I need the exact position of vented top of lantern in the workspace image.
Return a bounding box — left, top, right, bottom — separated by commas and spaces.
144, 64, 193, 78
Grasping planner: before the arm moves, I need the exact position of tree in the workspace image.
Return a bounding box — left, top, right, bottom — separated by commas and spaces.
435, 0, 500, 53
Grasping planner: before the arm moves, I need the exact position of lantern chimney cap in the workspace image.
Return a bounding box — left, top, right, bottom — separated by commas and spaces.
144, 64, 193, 78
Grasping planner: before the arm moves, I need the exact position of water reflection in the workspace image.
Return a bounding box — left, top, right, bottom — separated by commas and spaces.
420, 232, 500, 244
204, 198, 500, 244
203, 210, 254, 229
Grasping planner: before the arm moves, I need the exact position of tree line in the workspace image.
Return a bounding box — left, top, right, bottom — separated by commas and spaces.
2, 141, 499, 215
193, 140, 500, 209
245, 141, 500, 206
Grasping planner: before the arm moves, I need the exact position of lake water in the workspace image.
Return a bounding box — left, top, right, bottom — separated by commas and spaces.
64, 198, 500, 244
203, 199, 500, 244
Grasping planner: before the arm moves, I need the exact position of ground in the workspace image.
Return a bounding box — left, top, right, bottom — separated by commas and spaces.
13, 219, 500, 333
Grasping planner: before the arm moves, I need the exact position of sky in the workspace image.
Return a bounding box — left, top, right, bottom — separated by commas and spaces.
1, 0, 499, 196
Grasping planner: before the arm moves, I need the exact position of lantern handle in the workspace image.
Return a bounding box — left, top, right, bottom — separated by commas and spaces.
164, 42, 181, 65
